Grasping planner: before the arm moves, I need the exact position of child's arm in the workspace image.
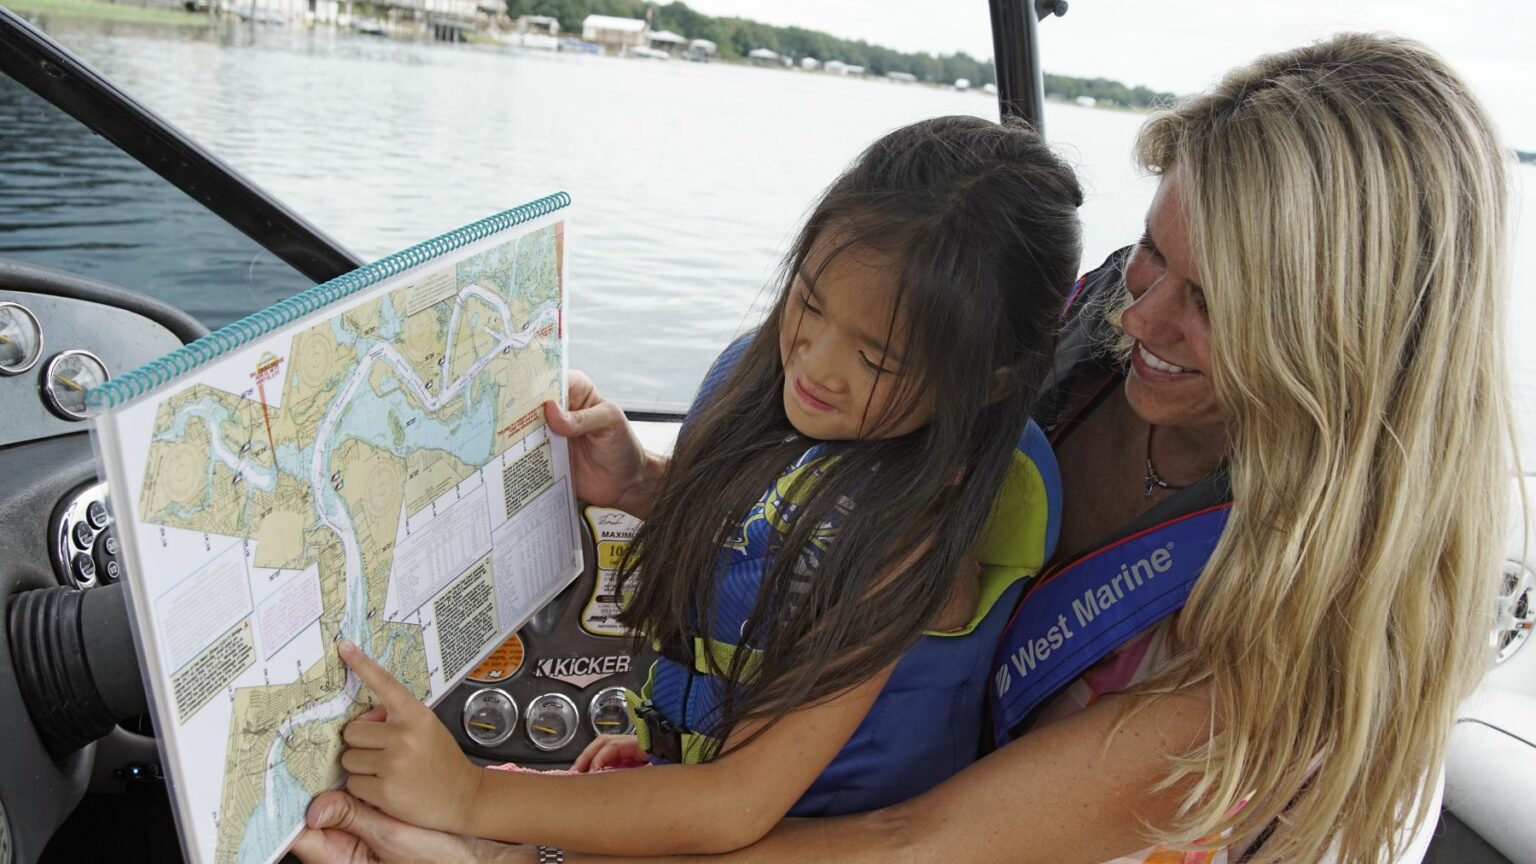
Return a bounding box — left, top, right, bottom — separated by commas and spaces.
336, 640, 894, 856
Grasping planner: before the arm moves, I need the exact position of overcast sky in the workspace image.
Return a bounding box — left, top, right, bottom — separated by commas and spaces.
679, 0, 1535, 148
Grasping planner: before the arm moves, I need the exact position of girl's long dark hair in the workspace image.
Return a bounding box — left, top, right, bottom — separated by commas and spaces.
617, 115, 1083, 754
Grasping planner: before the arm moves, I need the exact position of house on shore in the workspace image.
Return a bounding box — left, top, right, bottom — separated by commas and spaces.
582, 14, 647, 54
747, 47, 781, 67
687, 38, 717, 62
648, 29, 687, 56
515, 14, 558, 36
800, 57, 820, 71
886, 71, 918, 84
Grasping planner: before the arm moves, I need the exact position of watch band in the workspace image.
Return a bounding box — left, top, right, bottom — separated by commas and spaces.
537, 846, 565, 864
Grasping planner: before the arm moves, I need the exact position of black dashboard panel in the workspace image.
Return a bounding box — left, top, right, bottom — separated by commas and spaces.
0, 287, 186, 449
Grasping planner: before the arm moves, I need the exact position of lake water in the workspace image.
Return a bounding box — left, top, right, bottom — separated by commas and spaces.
5, 15, 1533, 425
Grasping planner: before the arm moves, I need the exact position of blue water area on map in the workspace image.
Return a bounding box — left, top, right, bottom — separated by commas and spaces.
328, 315, 360, 350
235, 758, 310, 864
330, 362, 496, 469
377, 294, 402, 342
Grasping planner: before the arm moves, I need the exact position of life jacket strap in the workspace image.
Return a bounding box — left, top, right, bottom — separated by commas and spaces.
627, 655, 723, 765
989, 502, 1231, 746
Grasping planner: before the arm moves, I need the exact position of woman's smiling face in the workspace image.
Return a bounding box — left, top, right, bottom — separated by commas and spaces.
777, 236, 932, 441
1121, 169, 1224, 432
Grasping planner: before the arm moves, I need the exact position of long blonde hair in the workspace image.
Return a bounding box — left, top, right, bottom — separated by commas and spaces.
1131, 33, 1513, 862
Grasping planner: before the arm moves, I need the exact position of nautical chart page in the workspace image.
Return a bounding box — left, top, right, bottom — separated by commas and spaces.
93, 211, 579, 864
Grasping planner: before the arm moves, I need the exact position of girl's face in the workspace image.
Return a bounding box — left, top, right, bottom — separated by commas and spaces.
778, 238, 932, 441
1121, 170, 1224, 432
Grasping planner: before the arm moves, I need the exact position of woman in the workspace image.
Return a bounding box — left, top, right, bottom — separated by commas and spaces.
294, 31, 1513, 864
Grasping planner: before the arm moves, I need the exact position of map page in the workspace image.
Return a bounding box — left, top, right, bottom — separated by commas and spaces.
91, 210, 579, 864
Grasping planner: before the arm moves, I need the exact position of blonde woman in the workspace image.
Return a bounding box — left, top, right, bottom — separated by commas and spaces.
294, 32, 1513, 864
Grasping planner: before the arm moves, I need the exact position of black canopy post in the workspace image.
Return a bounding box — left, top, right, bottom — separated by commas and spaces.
990, 0, 1067, 136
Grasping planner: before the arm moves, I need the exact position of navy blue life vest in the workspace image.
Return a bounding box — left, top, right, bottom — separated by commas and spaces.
630, 334, 1063, 816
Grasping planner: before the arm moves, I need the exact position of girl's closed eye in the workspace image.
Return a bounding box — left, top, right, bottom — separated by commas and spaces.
796, 284, 822, 316
1136, 229, 1162, 260
860, 351, 897, 375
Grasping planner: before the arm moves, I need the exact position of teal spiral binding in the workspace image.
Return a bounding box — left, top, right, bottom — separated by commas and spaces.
87, 191, 571, 411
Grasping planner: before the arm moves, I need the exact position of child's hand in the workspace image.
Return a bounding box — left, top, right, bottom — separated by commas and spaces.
336, 641, 483, 834
571, 734, 648, 772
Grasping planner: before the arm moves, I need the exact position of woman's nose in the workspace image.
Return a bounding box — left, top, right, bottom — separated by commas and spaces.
1122, 279, 1184, 345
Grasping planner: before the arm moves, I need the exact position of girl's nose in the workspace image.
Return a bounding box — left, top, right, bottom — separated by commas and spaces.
796, 331, 843, 391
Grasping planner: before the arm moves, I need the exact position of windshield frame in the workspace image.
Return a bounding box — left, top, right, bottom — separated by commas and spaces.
0, 6, 362, 284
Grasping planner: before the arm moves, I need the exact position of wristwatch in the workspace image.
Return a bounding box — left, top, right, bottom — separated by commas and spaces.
537, 846, 565, 864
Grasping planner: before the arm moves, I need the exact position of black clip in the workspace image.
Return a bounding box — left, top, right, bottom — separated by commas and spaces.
634, 700, 685, 764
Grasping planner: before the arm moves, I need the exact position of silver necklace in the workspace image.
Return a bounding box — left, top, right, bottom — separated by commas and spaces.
1143, 424, 1189, 498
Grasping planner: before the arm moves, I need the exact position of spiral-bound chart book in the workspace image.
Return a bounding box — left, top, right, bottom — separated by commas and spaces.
88, 193, 581, 864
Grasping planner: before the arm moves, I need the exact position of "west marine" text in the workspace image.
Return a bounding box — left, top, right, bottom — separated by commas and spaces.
994, 543, 1175, 697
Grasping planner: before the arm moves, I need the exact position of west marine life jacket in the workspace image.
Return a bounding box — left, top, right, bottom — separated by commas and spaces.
628, 335, 1062, 817
988, 248, 1233, 747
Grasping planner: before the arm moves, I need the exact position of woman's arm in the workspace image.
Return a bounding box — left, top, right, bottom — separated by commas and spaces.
544, 371, 667, 518
338, 640, 896, 855
551, 683, 1215, 864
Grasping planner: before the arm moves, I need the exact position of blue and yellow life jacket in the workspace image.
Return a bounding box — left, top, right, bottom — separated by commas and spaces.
628, 337, 1062, 817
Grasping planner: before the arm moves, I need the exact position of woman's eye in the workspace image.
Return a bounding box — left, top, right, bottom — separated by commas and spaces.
1136, 231, 1162, 260
1191, 288, 1208, 313
797, 293, 822, 316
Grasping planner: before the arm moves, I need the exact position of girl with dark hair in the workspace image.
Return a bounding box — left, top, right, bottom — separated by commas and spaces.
326, 114, 1084, 856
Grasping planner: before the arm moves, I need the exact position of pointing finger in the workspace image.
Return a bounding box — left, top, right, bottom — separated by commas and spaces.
339, 641, 415, 713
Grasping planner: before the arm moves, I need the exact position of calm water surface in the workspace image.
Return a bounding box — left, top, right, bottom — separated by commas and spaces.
5, 17, 1532, 430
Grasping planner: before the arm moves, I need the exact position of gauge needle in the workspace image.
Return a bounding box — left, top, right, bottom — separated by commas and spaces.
54, 375, 85, 392
532, 725, 558, 735
595, 720, 624, 727
0, 333, 11, 345
468, 721, 499, 731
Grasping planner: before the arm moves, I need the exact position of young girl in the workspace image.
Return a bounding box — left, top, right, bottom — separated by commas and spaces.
332, 114, 1084, 855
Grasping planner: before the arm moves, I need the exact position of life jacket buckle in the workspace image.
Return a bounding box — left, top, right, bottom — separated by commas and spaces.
634, 700, 685, 764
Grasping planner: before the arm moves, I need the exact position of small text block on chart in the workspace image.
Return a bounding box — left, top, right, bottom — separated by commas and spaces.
502, 440, 555, 519
256, 564, 322, 659
432, 557, 497, 680
156, 541, 253, 672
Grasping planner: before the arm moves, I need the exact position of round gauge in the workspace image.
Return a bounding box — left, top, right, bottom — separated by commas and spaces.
41, 350, 109, 421
462, 688, 518, 747
589, 686, 634, 736
524, 692, 579, 752
0, 302, 42, 376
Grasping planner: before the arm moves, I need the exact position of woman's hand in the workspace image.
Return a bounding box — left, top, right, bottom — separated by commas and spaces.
336, 641, 485, 834
544, 370, 665, 518
570, 734, 649, 772
291, 790, 498, 864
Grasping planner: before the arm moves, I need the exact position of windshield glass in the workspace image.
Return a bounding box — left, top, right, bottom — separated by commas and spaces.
0, 71, 313, 327
8, 5, 1532, 445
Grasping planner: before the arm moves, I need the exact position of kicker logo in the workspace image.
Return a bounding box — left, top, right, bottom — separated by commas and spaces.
534, 654, 633, 688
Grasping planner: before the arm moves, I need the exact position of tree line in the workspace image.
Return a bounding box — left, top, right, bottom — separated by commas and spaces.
505, 0, 1176, 108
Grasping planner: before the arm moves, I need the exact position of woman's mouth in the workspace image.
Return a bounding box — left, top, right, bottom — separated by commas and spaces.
793, 376, 837, 412
1131, 342, 1198, 380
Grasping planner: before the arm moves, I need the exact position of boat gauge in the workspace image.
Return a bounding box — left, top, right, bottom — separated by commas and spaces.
0, 302, 42, 376
462, 688, 518, 747
589, 686, 634, 736
524, 692, 579, 751
41, 350, 109, 421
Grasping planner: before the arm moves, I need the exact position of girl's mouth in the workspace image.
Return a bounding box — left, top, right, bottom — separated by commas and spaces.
793, 376, 837, 412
